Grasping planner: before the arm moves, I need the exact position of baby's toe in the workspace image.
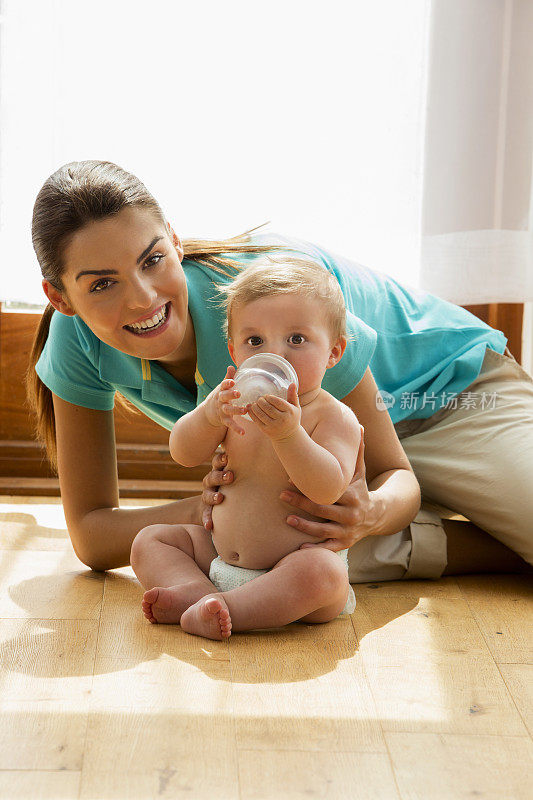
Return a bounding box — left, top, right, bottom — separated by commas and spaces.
205, 597, 223, 614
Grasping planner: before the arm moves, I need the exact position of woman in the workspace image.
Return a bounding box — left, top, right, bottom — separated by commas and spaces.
27, 160, 533, 580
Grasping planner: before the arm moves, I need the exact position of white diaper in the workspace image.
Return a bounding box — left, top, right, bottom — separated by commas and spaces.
208, 548, 356, 616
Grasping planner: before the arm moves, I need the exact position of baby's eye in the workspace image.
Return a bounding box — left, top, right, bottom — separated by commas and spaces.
246, 336, 262, 346
289, 334, 305, 345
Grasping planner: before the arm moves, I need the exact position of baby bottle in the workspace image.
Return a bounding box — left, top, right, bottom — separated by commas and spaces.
232, 353, 299, 420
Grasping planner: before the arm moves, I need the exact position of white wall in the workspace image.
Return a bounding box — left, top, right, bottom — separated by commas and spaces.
0, 0, 429, 307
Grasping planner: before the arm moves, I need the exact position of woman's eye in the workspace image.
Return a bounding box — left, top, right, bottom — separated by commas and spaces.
89, 253, 164, 293
90, 279, 113, 293
144, 253, 164, 268
289, 334, 305, 345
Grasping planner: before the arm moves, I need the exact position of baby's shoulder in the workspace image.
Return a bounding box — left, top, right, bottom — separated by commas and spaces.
319, 388, 358, 416
307, 390, 360, 435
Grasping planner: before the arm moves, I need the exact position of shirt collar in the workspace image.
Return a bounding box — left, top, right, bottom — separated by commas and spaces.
97, 339, 197, 413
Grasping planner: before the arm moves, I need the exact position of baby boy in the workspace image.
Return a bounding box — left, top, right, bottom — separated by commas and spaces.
130, 255, 361, 640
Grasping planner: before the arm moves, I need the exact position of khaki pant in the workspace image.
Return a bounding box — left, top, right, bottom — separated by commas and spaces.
347, 346, 533, 583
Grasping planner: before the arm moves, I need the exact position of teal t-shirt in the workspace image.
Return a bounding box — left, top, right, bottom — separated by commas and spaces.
35, 230, 507, 426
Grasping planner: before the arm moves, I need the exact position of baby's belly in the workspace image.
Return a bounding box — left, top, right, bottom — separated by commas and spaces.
211, 475, 326, 569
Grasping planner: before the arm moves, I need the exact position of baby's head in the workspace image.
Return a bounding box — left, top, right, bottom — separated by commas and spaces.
213, 255, 353, 393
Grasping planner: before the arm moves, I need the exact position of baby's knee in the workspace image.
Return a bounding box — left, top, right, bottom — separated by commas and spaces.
130, 523, 190, 565
298, 548, 348, 598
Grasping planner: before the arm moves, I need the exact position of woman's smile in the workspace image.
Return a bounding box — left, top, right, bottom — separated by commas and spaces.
123, 301, 172, 337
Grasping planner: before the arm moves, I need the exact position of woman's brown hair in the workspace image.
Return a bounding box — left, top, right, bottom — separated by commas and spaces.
27, 159, 293, 472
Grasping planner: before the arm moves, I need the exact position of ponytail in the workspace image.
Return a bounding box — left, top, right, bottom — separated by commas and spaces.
25, 303, 58, 473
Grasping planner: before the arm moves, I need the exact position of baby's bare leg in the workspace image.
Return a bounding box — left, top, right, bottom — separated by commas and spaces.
130, 523, 218, 624
180, 548, 349, 640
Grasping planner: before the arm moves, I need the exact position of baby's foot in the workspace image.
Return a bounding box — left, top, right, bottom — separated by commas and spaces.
180, 594, 232, 640
142, 583, 206, 625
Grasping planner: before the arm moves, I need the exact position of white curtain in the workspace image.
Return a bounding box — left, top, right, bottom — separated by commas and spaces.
1, 0, 532, 308
421, 0, 533, 304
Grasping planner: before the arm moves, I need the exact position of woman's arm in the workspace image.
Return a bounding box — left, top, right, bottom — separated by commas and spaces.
53, 394, 204, 571
340, 366, 421, 535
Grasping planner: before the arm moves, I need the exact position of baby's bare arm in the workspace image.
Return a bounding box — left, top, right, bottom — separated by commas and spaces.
170, 401, 226, 467
272, 403, 361, 505
170, 368, 249, 467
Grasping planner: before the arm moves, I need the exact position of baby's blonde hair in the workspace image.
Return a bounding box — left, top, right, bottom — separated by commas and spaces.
212, 254, 354, 344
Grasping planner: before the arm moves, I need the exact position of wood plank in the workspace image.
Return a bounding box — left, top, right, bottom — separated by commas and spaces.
0, 496, 531, 800
385, 732, 533, 800
90, 651, 232, 713
0, 496, 171, 550
79, 771, 162, 800
237, 751, 401, 800
0, 501, 71, 551
0, 700, 89, 771
0, 476, 203, 498
0, 619, 98, 701
455, 574, 533, 664
0, 550, 104, 619
498, 664, 533, 738
0, 310, 37, 440
95, 566, 230, 662
463, 303, 523, 363
355, 591, 529, 735
488, 303, 524, 364
0, 439, 210, 482
0, 771, 80, 800
229, 622, 386, 753
80, 712, 239, 797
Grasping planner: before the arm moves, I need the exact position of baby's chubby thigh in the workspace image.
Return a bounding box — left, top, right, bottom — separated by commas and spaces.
271, 547, 350, 621
131, 522, 218, 577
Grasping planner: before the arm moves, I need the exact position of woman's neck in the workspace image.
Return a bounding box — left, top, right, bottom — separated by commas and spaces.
155, 309, 197, 382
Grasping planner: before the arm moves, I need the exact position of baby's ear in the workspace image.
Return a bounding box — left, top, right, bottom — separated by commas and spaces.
326, 335, 347, 368
227, 340, 236, 364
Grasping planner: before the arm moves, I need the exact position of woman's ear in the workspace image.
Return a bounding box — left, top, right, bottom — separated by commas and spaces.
42, 280, 76, 316
167, 222, 184, 261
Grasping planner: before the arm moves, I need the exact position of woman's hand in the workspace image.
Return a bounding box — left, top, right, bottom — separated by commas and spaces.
201, 449, 234, 531
279, 426, 383, 551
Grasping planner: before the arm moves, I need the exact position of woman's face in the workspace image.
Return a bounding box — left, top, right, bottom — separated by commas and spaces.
44, 206, 191, 362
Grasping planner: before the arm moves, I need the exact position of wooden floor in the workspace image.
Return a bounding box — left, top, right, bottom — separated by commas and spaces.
0, 497, 532, 800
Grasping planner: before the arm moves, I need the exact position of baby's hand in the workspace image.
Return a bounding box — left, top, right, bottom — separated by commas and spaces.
246, 383, 301, 441
205, 366, 249, 436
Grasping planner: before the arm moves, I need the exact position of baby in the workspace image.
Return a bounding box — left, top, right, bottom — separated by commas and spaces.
131, 255, 361, 640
